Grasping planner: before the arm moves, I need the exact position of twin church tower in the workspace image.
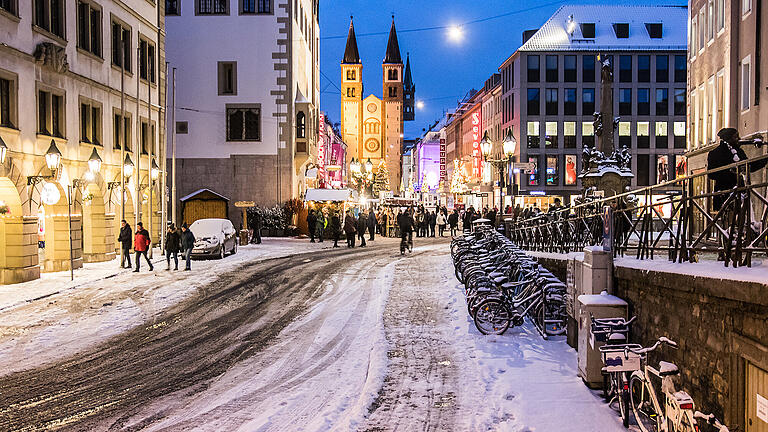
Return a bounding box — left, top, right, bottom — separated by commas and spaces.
340, 17, 415, 193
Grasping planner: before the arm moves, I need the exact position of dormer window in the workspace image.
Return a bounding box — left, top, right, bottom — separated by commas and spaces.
580, 23, 595, 38
613, 23, 629, 38
645, 23, 662, 38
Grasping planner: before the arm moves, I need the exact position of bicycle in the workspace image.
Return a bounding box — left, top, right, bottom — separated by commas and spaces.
628, 337, 730, 432
400, 230, 412, 255
593, 315, 638, 428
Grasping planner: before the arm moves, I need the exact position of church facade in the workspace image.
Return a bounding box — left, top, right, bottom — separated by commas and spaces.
340, 18, 415, 194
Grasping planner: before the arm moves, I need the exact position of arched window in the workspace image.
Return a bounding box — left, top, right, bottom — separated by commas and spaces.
387, 69, 398, 81
346, 70, 356, 80
296, 111, 306, 138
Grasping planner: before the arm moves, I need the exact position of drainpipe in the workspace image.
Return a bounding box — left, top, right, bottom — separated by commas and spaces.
755, 0, 762, 106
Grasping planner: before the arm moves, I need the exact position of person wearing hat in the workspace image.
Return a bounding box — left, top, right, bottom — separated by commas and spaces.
180, 223, 196, 271
133, 222, 153, 272
707, 128, 768, 211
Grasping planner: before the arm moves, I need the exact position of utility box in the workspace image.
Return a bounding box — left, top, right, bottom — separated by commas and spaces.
578, 292, 628, 388
582, 246, 613, 295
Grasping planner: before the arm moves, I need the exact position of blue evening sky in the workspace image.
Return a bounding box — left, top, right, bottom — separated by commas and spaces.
318, 0, 684, 139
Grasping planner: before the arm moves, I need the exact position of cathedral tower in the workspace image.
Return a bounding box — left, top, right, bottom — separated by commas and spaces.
382, 18, 404, 192
403, 53, 415, 121
340, 17, 363, 166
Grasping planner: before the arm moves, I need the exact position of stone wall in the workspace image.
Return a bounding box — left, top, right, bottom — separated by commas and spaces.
533, 252, 768, 430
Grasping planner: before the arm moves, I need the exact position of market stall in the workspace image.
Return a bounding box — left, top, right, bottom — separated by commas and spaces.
303, 188, 359, 238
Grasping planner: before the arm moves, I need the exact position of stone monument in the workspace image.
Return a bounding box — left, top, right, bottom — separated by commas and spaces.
579, 56, 633, 197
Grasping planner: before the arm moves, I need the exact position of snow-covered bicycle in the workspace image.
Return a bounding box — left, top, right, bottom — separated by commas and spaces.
627, 337, 729, 432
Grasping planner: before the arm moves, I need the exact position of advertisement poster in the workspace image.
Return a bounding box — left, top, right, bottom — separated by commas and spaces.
528, 156, 539, 186
656, 155, 669, 184
565, 155, 577, 185
675, 155, 687, 178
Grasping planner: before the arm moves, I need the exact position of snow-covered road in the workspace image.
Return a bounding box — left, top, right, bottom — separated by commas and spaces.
0, 237, 627, 431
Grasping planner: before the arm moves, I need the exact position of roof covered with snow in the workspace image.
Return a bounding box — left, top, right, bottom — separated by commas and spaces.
304, 188, 358, 202
179, 188, 229, 202
519, 5, 688, 52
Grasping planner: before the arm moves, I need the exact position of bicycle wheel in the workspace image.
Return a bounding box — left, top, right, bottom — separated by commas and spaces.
619, 375, 630, 428
602, 373, 612, 402
630, 375, 659, 432
473, 299, 511, 335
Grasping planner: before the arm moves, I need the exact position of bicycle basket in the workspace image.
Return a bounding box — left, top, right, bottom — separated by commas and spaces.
600, 344, 643, 372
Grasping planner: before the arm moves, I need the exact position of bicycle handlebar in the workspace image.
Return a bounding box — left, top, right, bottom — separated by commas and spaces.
693, 412, 730, 432
626, 336, 678, 355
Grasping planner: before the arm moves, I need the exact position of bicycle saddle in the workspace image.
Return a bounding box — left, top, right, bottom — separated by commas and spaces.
658, 361, 680, 376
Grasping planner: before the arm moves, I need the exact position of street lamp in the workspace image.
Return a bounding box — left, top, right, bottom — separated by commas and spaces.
479, 131, 492, 158
123, 154, 134, 179
0, 135, 7, 164
502, 128, 517, 159
480, 129, 518, 214
350, 158, 361, 173
365, 158, 373, 172
151, 158, 161, 181
88, 147, 102, 175
45, 139, 62, 171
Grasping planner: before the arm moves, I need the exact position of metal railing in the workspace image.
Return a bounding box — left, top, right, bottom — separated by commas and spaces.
506, 153, 768, 267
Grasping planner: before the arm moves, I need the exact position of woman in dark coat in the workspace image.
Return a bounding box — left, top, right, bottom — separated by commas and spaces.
330, 212, 342, 248
707, 128, 768, 211
343, 210, 357, 248
165, 224, 181, 270
357, 211, 368, 247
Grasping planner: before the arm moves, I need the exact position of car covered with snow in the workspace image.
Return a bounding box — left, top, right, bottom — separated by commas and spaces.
189, 218, 237, 259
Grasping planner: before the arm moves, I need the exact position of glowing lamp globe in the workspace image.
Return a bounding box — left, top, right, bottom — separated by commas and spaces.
44, 140, 62, 171
479, 132, 492, 158
87, 147, 102, 174
502, 129, 517, 158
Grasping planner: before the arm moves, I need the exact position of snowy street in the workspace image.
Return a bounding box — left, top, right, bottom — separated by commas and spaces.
0, 237, 625, 431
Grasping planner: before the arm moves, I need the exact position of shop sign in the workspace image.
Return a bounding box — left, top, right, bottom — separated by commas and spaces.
471, 111, 482, 179
318, 113, 327, 184
235, 201, 255, 208
439, 138, 446, 181
40, 182, 60, 205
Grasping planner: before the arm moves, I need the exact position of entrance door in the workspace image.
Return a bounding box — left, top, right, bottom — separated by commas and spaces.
747, 362, 768, 432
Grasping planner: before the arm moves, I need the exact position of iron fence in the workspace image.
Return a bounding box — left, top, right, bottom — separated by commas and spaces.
506, 153, 768, 267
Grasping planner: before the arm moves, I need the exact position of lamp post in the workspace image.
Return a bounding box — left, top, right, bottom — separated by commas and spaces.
480, 129, 517, 214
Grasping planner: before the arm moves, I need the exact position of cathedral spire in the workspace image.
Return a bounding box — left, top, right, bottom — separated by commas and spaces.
342, 16, 360, 64
383, 16, 402, 64
404, 52, 414, 89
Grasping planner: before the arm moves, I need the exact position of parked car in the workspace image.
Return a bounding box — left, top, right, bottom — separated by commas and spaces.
189, 218, 237, 259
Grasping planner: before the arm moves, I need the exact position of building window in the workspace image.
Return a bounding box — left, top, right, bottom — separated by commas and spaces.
707, 0, 714, 41
0, 75, 17, 129
510, 94, 515, 120
527, 88, 540, 116
113, 112, 131, 151
226, 105, 261, 141
218, 61, 237, 95
545, 55, 558, 82
619, 55, 632, 82
698, 8, 706, 52
582, 55, 595, 82
674, 55, 686, 82
638, 55, 650, 82
655, 88, 668, 115
527, 55, 540, 83
674, 89, 686, 115
545, 89, 558, 115
582, 122, 595, 147
564, 55, 576, 82
176, 121, 188, 134
546, 155, 558, 185
528, 156, 540, 186
743, 0, 751, 16
716, 0, 724, 31
1, 0, 17, 15
673, 121, 686, 148
242, 0, 270, 13
655, 122, 668, 148
165, 0, 179, 15
618, 121, 631, 147
77, 1, 101, 57
387, 69, 398, 81
138, 38, 156, 83
527, 121, 540, 148
564, 88, 576, 115
645, 23, 662, 38
564, 121, 576, 148
111, 22, 131, 72
37, 89, 65, 138
656, 55, 668, 82
690, 16, 698, 56
346, 87, 355, 98
140, 120, 154, 154
613, 23, 629, 38
580, 23, 595, 38
582, 88, 595, 116
619, 89, 632, 116
198, 0, 228, 15
637, 89, 650, 115
637, 154, 650, 186
296, 111, 305, 138
34, 0, 65, 38
741, 57, 750, 111
388, 87, 397, 98
545, 121, 558, 149
715, 71, 724, 130
346, 70, 355, 80
637, 122, 650, 148
79, 100, 101, 145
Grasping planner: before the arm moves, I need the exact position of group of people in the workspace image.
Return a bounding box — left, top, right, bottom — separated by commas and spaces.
117, 220, 196, 272
412, 206, 453, 238
306, 208, 378, 248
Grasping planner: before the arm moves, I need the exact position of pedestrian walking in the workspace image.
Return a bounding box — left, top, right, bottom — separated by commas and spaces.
315, 209, 326, 242
165, 224, 181, 270
396, 208, 414, 253
367, 208, 376, 241
330, 212, 341, 248
357, 210, 368, 247
250, 210, 262, 244
118, 219, 132, 268
180, 223, 195, 270
448, 209, 459, 237
429, 210, 437, 237
344, 210, 357, 248
307, 209, 317, 243
133, 222, 153, 272
436, 211, 447, 237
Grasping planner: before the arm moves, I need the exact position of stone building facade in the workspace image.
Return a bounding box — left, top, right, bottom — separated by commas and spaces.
0, 0, 166, 283
165, 0, 320, 229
